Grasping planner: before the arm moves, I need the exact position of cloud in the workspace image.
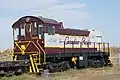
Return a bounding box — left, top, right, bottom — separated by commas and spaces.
54, 3, 87, 10
20, 1, 89, 28
1, 0, 59, 10
1, 0, 86, 11
1, 0, 89, 22
0, 0, 90, 49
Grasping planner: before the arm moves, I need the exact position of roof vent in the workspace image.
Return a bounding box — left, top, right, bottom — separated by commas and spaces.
60, 22, 63, 28
38, 16, 42, 18
85, 29, 88, 31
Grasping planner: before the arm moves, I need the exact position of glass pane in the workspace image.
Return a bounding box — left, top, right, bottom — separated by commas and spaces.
47, 26, 51, 34
38, 24, 44, 28
32, 27, 37, 35
48, 26, 55, 35
19, 27, 21, 36
26, 24, 30, 33
34, 22, 37, 27
14, 28, 19, 40
21, 28, 24, 36
38, 24, 44, 38
38, 27, 41, 34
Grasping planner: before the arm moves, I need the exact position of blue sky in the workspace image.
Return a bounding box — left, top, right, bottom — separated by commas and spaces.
0, 0, 120, 50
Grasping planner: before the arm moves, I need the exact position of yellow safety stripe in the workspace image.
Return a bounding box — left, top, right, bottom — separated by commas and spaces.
25, 41, 31, 49
15, 42, 22, 52
37, 40, 46, 64
31, 41, 41, 63
35, 63, 39, 73
14, 52, 38, 54
14, 55, 17, 61
30, 55, 36, 73
29, 66, 32, 73
14, 41, 30, 52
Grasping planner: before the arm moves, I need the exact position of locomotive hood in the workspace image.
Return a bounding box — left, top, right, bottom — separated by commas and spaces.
88, 30, 103, 42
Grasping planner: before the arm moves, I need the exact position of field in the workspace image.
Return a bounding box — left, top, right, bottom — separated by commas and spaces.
0, 47, 120, 80
0, 67, 120, 80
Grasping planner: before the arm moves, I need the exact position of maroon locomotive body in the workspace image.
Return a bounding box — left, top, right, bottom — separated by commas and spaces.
11, 16, 112, 73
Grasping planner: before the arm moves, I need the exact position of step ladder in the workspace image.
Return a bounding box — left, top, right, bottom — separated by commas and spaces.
29, 55, 43, 74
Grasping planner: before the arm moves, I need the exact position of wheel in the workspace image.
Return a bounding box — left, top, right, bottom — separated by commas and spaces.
92, 60, 97, 68
15, 68, 23, 76
108, 63, 113, 67
5, 70, 15, 77
48, 64, 54, 73
66, 62, 70, 70
0, 70, 5, 76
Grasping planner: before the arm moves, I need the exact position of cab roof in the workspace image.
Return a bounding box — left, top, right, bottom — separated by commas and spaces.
12, 16, 60, 28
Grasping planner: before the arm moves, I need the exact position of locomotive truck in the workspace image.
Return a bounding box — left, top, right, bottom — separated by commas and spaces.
0, 15, 112, 76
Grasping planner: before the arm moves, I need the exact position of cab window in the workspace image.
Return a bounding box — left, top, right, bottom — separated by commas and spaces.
32, 27, 37, 35
14, 28, 19, 40
21, 28, 24, 36
13, 24, 25, 40
32, 22, 37, 36
38, 24, 44, 38
20, 24, 24, 36
47, 26, 55, 35
26, 23, 31, 33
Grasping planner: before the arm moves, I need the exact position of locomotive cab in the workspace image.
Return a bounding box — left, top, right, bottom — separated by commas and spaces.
12, 16, 61, 73
12, 16, 58, 41
13, 20, 44, 41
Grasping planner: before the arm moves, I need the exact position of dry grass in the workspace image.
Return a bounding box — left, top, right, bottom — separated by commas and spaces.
0, 67, 120, 80
0, 49, 12, 61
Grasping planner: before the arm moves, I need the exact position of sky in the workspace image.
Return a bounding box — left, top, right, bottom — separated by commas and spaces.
0, 0, 120, 50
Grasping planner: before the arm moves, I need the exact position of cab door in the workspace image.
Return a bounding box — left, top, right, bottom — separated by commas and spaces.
31, 22, 37, 38
25, 22, 37, 39
38, 24, 44, 39
25, 23, 31, 39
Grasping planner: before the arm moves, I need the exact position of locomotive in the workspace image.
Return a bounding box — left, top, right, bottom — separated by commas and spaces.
0, 15, 113, 76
